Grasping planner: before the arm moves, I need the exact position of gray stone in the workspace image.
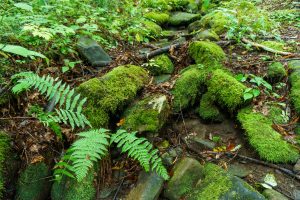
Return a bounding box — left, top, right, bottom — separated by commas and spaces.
154, 74, 171, 84
263, 189, 288, 200
228, 163, 251, 178
194, 29, 220, 41
126, 171, 164, 200
293, 189, 300, 200
161, 147, 183, 167
184, 135, 215, 154
169, 12, 201, 26
77, 37, 112, 67
294, 159, 300, 173
188, 20, 202, 32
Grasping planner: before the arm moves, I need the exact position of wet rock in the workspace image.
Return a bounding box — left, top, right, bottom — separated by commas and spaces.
263, 189, 288, 200
293, 159, 300, 173
121, 94, 170, 133
77, 37, 112, 67
154, 74, 171, 84
267, 62, 286, 82
164, 157, 204, 200
169, 12, 200, 26
144, 12, 170, 25
228, 163, 251, 178
161, 147, 183, 167
194, 29, 220, 41
184, 135, 215, 153
144, 54, 174, 75
126, 171, 164, 200
15, 162, 51, 200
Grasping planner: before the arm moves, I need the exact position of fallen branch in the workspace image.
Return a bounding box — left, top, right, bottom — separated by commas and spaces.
138, 43, 184, 60
242, 38, 296, 56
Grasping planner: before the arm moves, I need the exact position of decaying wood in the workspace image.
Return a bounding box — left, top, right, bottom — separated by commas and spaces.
138, 43, 184, 60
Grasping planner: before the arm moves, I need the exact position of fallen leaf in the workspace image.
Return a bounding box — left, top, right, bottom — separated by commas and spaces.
117, 118, 125, 126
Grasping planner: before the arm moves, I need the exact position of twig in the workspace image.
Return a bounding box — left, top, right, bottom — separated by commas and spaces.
113, 178, 124, 200
138, 43, 184, 60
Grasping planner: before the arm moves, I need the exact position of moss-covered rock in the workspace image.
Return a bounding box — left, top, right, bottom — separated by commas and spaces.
261, 41, 285, 51
168, 12, 200, 26
144, 12, 170, 25
237, 107, 299, 163
145, 54, 174, 75
15, 162, 51, 200
0, 132, 10, 198
288, 60, 300, 71
267, 62, 286, 82
194, 29, 220, 41
207, 69, 247, 111
77, 65, 149, 128
267, 105, 286, 124
142, 20, 163, 37
198, 92, 222, 121
122, 94, 170, 133
188, 41, 226, 66
51, 169, 96, 200
288, 60, 300, 115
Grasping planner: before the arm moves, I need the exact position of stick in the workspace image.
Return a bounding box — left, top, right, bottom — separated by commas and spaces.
138, 43, 184, 60
241, 38, 296, 56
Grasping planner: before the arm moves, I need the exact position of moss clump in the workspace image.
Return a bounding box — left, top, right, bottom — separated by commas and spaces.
142, 20, 162, 37
188, 41, 226, 66
15, 163, 51, 200
0, 132, 10, 198
194, 29, 220, 41
51, 169, 95, 200
268, 105, 286, 124
237, 107, 299, 163
289, 60, 300, 115
77, 65, 149, 128
168, 12, 200, 26
207, 69, 247, 111
261, 41, 285, 51
198, 92, 222, 121
146, 54, 174, 75
122, 94, 170, 133
288, 60, 300, 71
267, 62, 286, 81
144, 12, 170, 25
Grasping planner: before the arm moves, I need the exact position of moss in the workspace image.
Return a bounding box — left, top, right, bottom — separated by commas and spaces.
168, 12, 200, 26
142, 20, 162, 37
51, 169, 95, 200
15, 163, 51, 200
188, 41, 226, 66
267, 105, 286, 124
0, 132, 10, 198
194, 29, 220, 41
144, 12, 170, 25
290, 77, 300, 115
146, 54, 174, 75
237, 107, 299, 163
261, 41, 285, 51
198, 92, 222, 121
77, 65, 149, 128
207, 69, 247, 111
122, 94, 170, 133
288, 60, 300, 71
267, 62, 286, 81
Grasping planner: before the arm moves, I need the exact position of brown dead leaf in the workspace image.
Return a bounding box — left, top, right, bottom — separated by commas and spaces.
30, 155, 45, 164
272, 124, 289, 136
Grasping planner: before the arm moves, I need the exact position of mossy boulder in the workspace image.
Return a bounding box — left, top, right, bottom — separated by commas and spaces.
168, 12, 200, 26
144, 12, 170, 25
237, 107, 299, 163
188, 41, 226, 66
267, 62, 286, 82
261, 41, 285, 51
207, 69, 247, 111
0, 132, 10, 198
51, 169, 95, 200
268, 105, 286, 124
142, 21, 163, 37
145, 54, 174, 75
15, 162, 51, 200
77, 65, 149, 128
194, 29, 220, 41
198, 92, 222, 122
122, 94, 170, 133
288, 60, 300, 115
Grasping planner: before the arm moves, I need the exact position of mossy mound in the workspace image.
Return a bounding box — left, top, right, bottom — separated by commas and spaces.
145, 54, 174, 75
237, 107, 299, 163
198, 92, 222, 121
194, 29, 220, 41
51, 169, 95, 200
267, 62, 286, 82
288, 60, 300, 115
142, 20, 163, 37
261, 41, 285, 51
144, 12, 170, 25
0, 132, 10, 198
77, 65, 149, 128
207, 69, 247, 111
168, 12, 200, 26
268, 105, 286, 124
122, 94, 170, 133
15, 162, 51, 200
188, 41, 226, 66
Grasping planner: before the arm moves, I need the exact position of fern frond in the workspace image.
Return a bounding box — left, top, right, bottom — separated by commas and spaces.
110, 129, 169, 180
54, 129, 110, 182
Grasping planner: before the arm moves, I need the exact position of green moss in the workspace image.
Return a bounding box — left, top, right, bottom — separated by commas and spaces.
207, 69, 246, 111
267, 62, 286, 81
261, 41, 285, 51
77, 65, 149, 128
198, 92, 221, 121
188, 41, 226, 66
290, 77, 300, 115
194, 29, 220, 41
122, 94, 170, 133
0, 132, 10, 198
142, 20, 162, 37
288, 60, 300, 71
15, 163, 51, 200
168, 12, 200, 26
146, 54, 174, 75
144, 12, 170, 25
267, 105, 286, 124
51, 169, 95, 200
237, 107, 299, 163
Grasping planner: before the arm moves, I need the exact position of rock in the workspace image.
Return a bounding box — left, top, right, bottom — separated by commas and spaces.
99, 186, 118, 199
15, 162, 51, 200
145, 54, 174, 75
263, 189, 288, 200
293, 159, 300, 173
198, 92, 223, 122
142, 21, 162, 37
144, 12, 170, 25
293, 189, 300, 200
77, 65, 149, 128
237, 107, 299, 163
154, 74, 171, 84
288, 60, 300, 71
126, 171, 164, 200
188, 41, 226, 66
267, 62, 286, 82
168, 12, 200, 26
194, 29, 220, 41
288, 60, 300, 115
122, 94, 170, 133
228, 163, 251, 178
164, 157, 204, 200
161, 147, 183, 167
184, 135, 215, 152
77, 37, 112, 67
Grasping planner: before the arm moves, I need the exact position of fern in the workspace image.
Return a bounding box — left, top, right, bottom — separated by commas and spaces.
11, 72, 91, 129
54, 128, 110, 182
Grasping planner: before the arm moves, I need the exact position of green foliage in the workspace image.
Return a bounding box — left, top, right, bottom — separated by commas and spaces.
260, 41, 285, 51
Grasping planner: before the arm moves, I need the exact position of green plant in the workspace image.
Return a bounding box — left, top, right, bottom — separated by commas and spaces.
62, 59, 82, 73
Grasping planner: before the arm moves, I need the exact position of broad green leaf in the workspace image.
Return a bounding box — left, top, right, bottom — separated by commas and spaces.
252, 89, 260, 97
0, 44, 46, 59
243, 93, 253, 101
